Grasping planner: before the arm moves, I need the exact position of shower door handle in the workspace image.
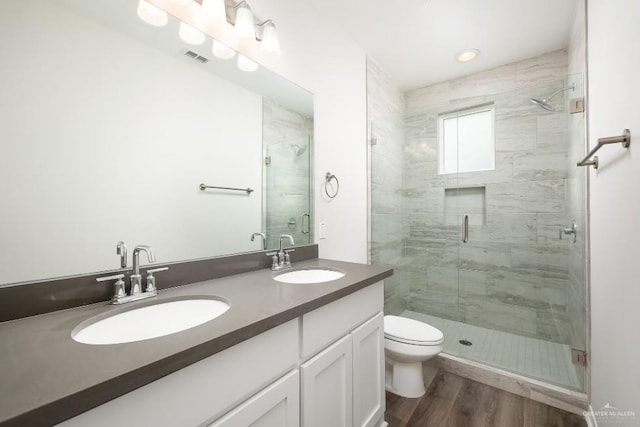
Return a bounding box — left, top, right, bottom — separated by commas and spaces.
462, 214, 469, 243
302, 213, 310, 235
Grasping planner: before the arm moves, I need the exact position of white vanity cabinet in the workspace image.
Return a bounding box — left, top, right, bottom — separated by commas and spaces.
58, 281, 385, 427
300, 282, 385, 427
58, 320, 300, 427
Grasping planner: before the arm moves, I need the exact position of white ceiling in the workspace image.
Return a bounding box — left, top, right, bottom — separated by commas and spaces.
310, 0, 579, 90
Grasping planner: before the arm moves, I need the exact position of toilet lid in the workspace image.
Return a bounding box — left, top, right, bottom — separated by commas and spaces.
384, 315, 444, 345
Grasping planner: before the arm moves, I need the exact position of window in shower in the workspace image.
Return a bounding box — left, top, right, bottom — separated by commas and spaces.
438, 104, 495, 174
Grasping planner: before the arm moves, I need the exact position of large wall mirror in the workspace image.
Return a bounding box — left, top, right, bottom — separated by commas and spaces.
0, 0, 314, 286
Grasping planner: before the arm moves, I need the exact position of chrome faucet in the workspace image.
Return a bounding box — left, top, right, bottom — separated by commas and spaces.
251, 232, 267, 250
266, 234, 295, 271
97, 244, 167, 304
131, 245, 156, 296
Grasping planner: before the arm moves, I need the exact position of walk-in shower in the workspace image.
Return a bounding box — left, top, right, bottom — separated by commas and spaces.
369, 50, 587, 393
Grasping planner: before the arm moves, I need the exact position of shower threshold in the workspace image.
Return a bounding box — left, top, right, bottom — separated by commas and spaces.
402, 310, 584, 391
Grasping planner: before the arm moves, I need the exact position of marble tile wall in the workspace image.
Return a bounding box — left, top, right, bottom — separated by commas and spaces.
262, 99, 314, 249
367, 58, 406, 315
402, 50, 576, 344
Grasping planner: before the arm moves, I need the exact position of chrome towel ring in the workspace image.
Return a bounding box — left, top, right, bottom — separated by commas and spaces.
324, 172, 339, 198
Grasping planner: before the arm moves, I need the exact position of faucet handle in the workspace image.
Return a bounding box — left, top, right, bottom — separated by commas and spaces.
96, 274, 126, 303
147, 267, 169, 274
283, 249, 295, 266
96, 274, 125, 282
266, 252, 279, 270
145, 267, 168, 293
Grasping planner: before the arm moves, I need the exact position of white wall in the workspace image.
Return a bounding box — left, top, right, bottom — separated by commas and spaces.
0, 1, 262, 284
588, 0, 640, 423
251, 0, 369, 263
158, 0, 369, 263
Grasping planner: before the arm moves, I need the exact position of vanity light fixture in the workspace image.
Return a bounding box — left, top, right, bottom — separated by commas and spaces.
233, 1, 255, 40
136, 0, 168, 27
212, 39, 236, 59
257, 20, 279, 54
237, 54, 258, 72
179, 22, 205, 45
456, 48, 480, 62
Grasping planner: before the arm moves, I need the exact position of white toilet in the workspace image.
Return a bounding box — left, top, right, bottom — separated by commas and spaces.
384, 315, 444, 398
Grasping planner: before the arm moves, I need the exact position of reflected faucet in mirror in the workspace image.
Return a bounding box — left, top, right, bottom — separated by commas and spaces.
116, 241, 128, 268
251, 232, 267, 250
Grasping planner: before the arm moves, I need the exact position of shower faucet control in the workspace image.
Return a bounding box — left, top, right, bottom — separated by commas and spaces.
559, 222, 577, 243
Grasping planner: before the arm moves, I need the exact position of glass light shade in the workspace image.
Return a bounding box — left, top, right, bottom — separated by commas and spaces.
169, 0, 191, 5
237, 54, 258, 72
234, 3, 255, 40
261, 22, 279, 53
202, 0, 225, 21
179, 22, 205, 45
212, 40, 236, 59
137, 0, 168, 27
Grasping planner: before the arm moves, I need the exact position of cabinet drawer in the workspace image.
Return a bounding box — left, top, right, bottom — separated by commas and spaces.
209, 370, 299, 427
301, 281, 383, 359
59, 319, 299, 427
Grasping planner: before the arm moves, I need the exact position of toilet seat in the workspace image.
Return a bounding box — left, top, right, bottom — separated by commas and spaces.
384, 315, 444, 346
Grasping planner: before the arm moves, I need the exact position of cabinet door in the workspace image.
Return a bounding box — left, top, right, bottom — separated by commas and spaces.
209, 370, 299, 427
301, 335, 353, 427
351, 313, 385, 427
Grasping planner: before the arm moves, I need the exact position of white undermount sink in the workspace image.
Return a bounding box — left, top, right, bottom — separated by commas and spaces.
273, 268, 345, 284
72, 297, 230, 345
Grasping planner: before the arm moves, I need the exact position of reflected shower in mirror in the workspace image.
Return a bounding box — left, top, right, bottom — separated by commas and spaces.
0, 0, 313, 286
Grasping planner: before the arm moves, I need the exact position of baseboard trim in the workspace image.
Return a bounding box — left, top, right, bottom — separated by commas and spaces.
435, 353, 588, 415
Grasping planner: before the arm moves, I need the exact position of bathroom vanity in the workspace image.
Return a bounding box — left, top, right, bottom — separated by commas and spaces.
0, 257, 391, 427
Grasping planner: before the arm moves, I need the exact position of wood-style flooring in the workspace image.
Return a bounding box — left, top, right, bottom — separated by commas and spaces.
385, 371, 587, 427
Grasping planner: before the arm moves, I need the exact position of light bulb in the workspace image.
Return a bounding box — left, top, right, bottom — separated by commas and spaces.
137, 0, 168, 27
234, 2, 255, 40
455, 49, 480, 62
179, 22, 205, 45
212, 40, 236, 59
261, 21, 279, 54
237, 54, 258, 72
202, 0, 225, 21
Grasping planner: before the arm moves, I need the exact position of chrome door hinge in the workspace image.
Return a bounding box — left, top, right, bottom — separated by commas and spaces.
265, 156, 271, 166
571, 349, 587, 367
570, 97, 585, 114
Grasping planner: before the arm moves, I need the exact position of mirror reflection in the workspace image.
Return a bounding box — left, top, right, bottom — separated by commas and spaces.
0, 0, 314, 286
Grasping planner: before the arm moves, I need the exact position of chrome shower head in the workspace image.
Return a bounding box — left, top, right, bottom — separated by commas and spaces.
530, 97, 555, 112
290, 144, 307, 156
530, 83, 576, 112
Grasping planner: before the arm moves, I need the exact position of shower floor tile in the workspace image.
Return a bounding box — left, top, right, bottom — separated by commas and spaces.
401, 310, 584, 391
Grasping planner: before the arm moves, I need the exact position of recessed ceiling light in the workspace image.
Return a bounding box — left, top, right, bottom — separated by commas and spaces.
456, 49, 480, 62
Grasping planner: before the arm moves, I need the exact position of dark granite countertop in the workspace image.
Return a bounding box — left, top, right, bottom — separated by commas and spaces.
0, 258, 392, 426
